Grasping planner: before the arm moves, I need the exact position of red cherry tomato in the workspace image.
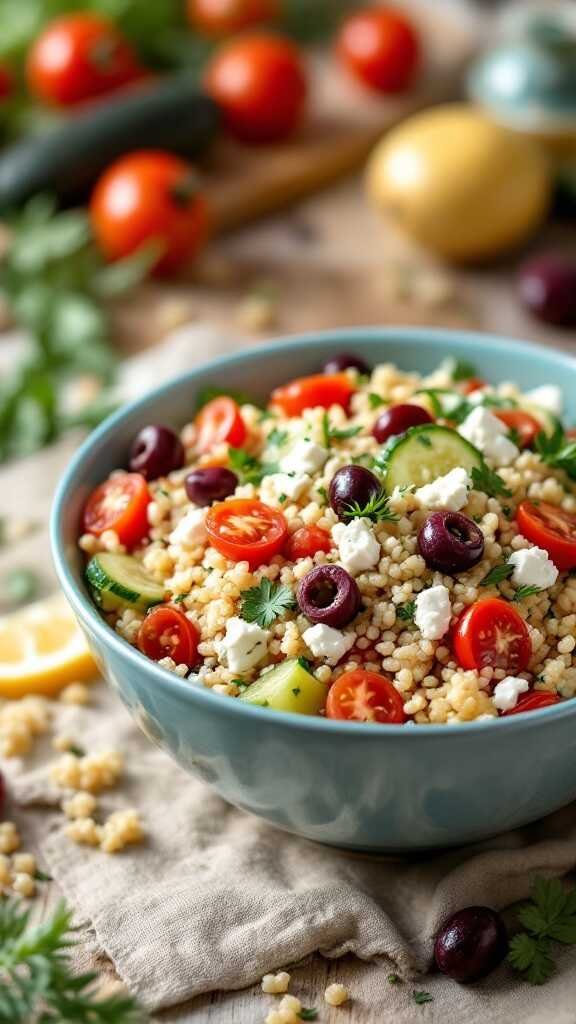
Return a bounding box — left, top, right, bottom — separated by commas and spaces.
138, 606, 200, 667
187, 0, 278, 35
0, 65, 13, 102
502, 691, 561, 716
337, 6, 420, 94
453, 598, 531, 674
461, 377, 487, 395
204, 33, 307, 143
195, 396, 246, 453
90, 150, 209, 275
285, 526, 332, 561
326, 670, 406, 723
517, 500, 576, 571
271, 373, 355, 416
206, 498, 288, 566
26, 13, 143, 108
83, 473, 150, 549
494, 409, 541, 449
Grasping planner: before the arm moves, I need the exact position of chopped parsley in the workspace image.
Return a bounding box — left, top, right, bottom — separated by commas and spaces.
33, 869, 52, 882
508, 876, 576, 985
397, 601, 416, 622
512, 584, 542, 602
316, 486, 328, 505
174, 593, 187, 604
298, 1010, 318, 1021
321, 411, 362, 448
342, 490, 398, 524
68, 744, 85, 758
479, 563, 514, 587
450, 358, 477, 382
502, 505, 512, 518
413, 990, 433, 1005
535, 422, 576, 481
228, 448, 278, 486
387, 973, 400, 985
297, 656, 313, 672
471, 463, 512, 499
240, 579, 296, 628
267, 427, 289, 449
368, 392, 388, 409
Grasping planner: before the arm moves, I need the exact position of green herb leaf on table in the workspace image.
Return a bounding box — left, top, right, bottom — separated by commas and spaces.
471, 464, 512, 499
321, 411, 362, 449
387, 973, 400, 985
413, 990, 433, 1005
342, 490, 398, 524
479, 564, 514, 588
508, 876, 576, 984
1, 567, 39, 607
240, 579, 296, 629
298, 1009, 318, 1021
508, 933, 554, 985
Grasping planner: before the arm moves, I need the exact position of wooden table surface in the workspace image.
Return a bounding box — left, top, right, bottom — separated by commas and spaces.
39, 173, 574, 1023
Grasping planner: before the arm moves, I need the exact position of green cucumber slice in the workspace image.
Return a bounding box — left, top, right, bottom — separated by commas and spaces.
383, 424, 483, 494
85, 553, 165, 612
239, 658, 327, 715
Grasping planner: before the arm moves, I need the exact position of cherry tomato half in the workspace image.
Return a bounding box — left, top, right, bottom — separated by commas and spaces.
495, 409, 541, 449
271, 372, 355, 417
285, 526, 332, 561
187, 0, 278, 35
27, 13, 143, 108
138, 606, 200, 667
517, 500, 576, 571
326, 670, 406, 723
83, 473, 150, 549
90, 150, 209, 275
502, 691, 561, 716
461, 377, 487, 395
204, 33, 307, 143
453, 598, 531, 674
337, 6, 420, 94
206, 498, 288, 566
195, 396, 246, 453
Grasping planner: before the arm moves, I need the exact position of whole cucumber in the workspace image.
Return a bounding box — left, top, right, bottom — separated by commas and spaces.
0, 76, 221, 210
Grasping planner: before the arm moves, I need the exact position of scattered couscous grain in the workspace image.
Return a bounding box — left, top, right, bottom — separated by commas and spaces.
12, 872, 35, 898
62, 792, 98, 820
51, 751, 123, 792
60, 682, 90, 706
262, 972, 291, 995
0, 822, 20, 855
325, 982, 349, 1006
65, 817, 102, 846
12, 852, 36, 875
99, 809, 144, 853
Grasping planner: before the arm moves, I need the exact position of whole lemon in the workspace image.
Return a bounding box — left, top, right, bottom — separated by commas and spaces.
366, 104, 551, 262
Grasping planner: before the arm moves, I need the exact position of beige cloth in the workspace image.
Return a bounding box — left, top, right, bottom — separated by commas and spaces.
3, 324, 576, 1021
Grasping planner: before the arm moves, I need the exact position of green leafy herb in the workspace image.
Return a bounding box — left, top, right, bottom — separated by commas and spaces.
174, 594, 187, 604
414, 388, 470, 423
387, 973, 400, 985
397, 601, 416, 622
508, 427, 522, 448
342, 489, 398, 524
298, 1010, 318, 1021
368, 392, 388, 409
502, 506, 512, 518
297, 656, 313, 672
231, 678, 248, 693
1, 567, 39, 607
316, 486, 328, 505
479, 563, 514, 587
240, 579, 296, 628
535, 423, 576, 482
321, 411, 362, 449
450, 359, 477, 382
513, 585, 542, 602
508, 876, 576, 984
0, 898, 144, 1022
228, 448, 278, 486
267, 427, 289, 449
33, 869, 52, 882
471, 463, 512, 499
413, 990, 433, 1005
278, 494, 287, 504
68, 744, 85, 758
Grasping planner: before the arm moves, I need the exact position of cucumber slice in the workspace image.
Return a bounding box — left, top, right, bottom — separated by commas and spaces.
522, 401, 559, 437
85, 553, 165, 612
239, 659, 327, 715
383, 424, 483, 494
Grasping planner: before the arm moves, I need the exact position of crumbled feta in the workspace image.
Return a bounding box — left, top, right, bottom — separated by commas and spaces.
216, 617, 268, 673
415, 467, 472, 512
169, 507, 207, 547
302, 623, 355, 665
332, 518, 381, 575
265, 472, 311, 501
280, 440, 328, 476
458, 406, 519, 467
508, 546, 558, 589
525, 385, 562, 416
414, 585, 452, 640
493, 676, 529, 712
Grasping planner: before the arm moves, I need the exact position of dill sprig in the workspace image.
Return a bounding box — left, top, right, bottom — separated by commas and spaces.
342, 490, 398, 524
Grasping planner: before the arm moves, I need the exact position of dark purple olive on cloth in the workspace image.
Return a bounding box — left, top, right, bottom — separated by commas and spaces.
418, 511, 484, 575
518, 253, 576, 326
434, 906, 508, 983
297, 564, 361, 628
129, 425, 184, 479
185, 467, 238, 506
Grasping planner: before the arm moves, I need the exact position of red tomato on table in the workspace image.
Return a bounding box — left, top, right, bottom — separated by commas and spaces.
27, 13, 143, 107
90, 151, 209, 275
138, 607, 200, 667
206, 498, 288, 566
187, 0, 278, 35
204, 33, 307, 143
285, 526, 332, 561
195, 397, 246, 453
453, 598, 531, 674
517, 500, 576, 571
83, 473, 150, 549
502, 691, 561, 716
326, 670, 406, 723
271, 373, 355, 416
494, 409, 541, 449
336, 6, 420, 94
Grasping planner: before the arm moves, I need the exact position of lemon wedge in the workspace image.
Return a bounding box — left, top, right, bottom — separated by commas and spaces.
0, 593, 97, 699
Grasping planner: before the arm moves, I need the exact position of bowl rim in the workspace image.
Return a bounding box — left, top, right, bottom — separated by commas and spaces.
51, 325, 576, 737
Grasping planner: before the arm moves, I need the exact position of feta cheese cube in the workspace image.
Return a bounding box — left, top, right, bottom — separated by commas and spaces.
525, 385, 562, 416
414, 585, 452, 640
216, 617, 268, 673
280, 440, 328, 476
169, 507, 207, 548
493, 675, 530, 712
508, 546, 558, 589
302, 623, 355, 665
331, 518, 381, 575
415, 467, 472, 512
458, 406, 519, 467
264, 472, 311, 502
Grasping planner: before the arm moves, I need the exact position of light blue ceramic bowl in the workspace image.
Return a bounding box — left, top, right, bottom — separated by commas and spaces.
51, 327, 576, 852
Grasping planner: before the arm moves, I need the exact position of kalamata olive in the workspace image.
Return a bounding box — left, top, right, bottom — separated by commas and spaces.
129, 425, 184, 480
298, 564, 361, 628
185, 467, 238, 506
372, 403, 432, 443
434, 906, 508, 983
329, 465, 382, 520
418, 511, 484, 575
323, 353, 370, 375
518, 253, 576, 326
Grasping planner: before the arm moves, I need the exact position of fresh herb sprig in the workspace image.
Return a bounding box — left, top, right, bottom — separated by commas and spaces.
240, 579, 296, 628
321, 412, 362, 449
397, 601, 416, 622
342, 490, 398, 524
508, 876, 576, 985
512, 584, 542, 602
471, 463, 512, 499
480, 563, 514, 588
228, 448, 279, 486
535, 423, 576, 482
0, 898, 144, 1022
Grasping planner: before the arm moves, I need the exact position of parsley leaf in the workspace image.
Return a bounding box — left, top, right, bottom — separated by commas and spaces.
508, 933, 555, 985
508, 876, 576, 984
450, 359, 477, 382
240, 579, 296, 628
387, 973, 400, 985
413, 990, 433, 1005
535, 423, 576, 481
298, 1010, 318, 1021
397, 601, 416, 621
479, 563, 514, 587
342, 490, 398, 524
321, 411, 362, 448
297, 656, 313, 672
512, 585, 542, 602
228, 448, 278, 485
267, 427, 289, 448
471, 463, 512, 499
368, 392, 388, 409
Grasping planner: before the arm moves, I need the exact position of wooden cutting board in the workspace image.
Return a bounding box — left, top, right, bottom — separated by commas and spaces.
204, 0, 482, 232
